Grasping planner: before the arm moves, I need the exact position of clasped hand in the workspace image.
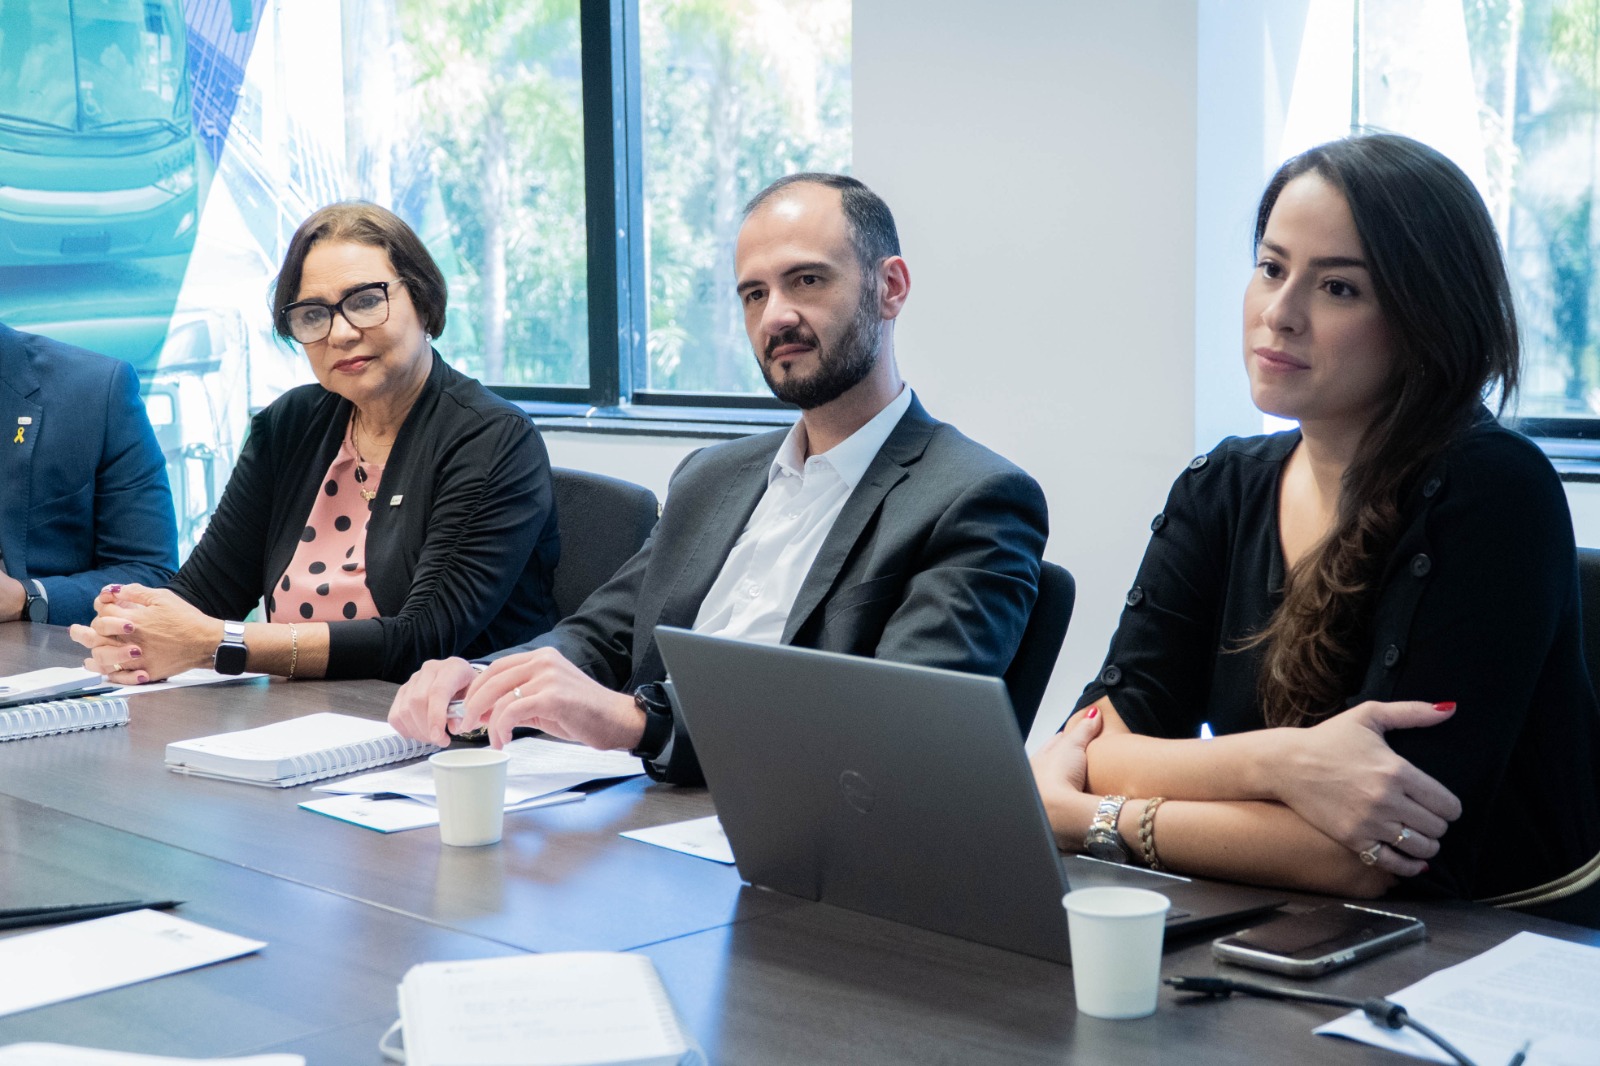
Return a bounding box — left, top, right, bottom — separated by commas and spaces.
69, 584, 217, 684
388, 649, 646, 752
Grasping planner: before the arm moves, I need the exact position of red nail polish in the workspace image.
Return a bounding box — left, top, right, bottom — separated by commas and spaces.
135, 673, 148, 684
1086, 707, 1099, 720
1420, 863, 1429, 873
108, 585, 122, 595
1433, 702, 1456, 712
123, 622, 134, 634
129, 649, 141, 658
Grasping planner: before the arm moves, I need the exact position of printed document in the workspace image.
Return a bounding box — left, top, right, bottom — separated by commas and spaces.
0, 1046, 301, 1065
621, 816, 735, 865
1316, 931, 1600, 1064
0, 910, 265, 1018
315, 736, 642, 806
300, 789, 584, 832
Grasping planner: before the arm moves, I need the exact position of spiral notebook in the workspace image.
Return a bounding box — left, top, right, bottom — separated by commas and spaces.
387, 953, 696, 1066
0, 695, 129, 743
165, 712, 439, 787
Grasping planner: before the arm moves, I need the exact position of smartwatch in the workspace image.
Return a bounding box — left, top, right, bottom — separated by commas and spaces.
22, 581, 47, 623
214, 620, 248, 675
1083, 794, 1133, 864
629, 682, 674, 759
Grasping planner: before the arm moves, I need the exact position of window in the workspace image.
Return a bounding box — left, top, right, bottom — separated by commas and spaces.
1357, 0, 1600, 439
398, 0, 590, 391
0, 0, 849, 561
636, 0, 851, 401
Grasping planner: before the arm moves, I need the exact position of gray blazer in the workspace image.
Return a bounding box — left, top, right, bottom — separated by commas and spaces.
507, 394, 1050, 785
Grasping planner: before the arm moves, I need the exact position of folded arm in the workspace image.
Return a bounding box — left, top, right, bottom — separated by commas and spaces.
1034, 708, 1407, 897
1082, 695, 1461, 858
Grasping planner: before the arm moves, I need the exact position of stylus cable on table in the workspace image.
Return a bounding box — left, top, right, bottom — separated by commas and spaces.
1165, 974, 1530, 1066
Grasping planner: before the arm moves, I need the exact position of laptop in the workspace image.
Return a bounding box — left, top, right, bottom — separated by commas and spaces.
654, 627, 1285, 965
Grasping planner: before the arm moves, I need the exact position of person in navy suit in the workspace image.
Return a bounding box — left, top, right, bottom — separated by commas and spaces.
0, 323, 177, 627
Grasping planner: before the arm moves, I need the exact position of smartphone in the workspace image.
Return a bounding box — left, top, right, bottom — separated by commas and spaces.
1212, 903, 1425, 977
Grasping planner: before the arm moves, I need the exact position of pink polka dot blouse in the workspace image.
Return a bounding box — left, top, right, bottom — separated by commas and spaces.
268, 424, 383, 624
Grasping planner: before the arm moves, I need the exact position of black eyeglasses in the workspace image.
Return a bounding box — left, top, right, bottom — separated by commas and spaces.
280, 280, 406, 344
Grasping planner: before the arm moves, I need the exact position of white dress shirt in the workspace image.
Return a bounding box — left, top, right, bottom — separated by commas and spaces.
692, 386, 915, 643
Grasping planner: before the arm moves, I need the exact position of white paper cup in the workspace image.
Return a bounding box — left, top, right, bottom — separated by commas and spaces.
429, 749, 510, 846
1062, 886, 1170, 1019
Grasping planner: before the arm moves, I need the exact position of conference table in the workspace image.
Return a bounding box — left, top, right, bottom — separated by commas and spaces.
0, 623, 1594, 1063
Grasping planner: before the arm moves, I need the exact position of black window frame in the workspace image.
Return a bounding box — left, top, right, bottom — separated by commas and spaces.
491, 0, 796, 431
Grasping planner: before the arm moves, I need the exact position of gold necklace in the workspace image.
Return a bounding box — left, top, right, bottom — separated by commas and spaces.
351, 411, 378, 502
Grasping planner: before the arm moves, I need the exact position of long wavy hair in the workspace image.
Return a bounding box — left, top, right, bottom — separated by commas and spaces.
1249, 134, 1520, 727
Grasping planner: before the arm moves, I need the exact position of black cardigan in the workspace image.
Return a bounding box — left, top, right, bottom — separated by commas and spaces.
1078, 415, 1600, 901
171, 352, 559, 681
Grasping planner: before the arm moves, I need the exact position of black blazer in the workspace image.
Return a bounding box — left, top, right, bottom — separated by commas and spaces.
509, 394, 1049, 784
171, 352, 560, 681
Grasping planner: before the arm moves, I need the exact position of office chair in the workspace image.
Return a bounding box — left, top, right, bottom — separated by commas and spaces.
1489, 547, 1600, 930
549, 467, 660, 619
1003, 560, 1076, 736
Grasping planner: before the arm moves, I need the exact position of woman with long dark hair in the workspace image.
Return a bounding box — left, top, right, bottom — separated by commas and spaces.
1033, 134, 1600, 911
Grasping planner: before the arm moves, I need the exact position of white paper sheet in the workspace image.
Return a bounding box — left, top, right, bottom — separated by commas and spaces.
621, 815, 735, 865
1315, 931, 1600, 1065
0, 1045, 301, 1065
299, 789, 585, 832
0, 667, 265, 704
0, 910, 265, 1018
0, 667, 103, 703
314, 736, 643, 805
110, 669, 266, 696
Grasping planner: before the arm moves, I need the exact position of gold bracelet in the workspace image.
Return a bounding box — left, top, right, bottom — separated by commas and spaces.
1139, 796, 1167, 870
287, 622, 299, 681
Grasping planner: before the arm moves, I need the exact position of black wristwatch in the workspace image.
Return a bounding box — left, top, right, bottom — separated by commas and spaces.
22, 581, 47, 623
629, 682, 674, 759
214, 620, 248, 675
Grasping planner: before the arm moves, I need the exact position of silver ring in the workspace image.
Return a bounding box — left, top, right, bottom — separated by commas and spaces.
512, 686, 524, 700
1395, 827, 1416, 848
1358, 843, 1382, 866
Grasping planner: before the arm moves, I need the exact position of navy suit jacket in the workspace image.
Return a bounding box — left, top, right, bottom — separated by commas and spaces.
503, 394, 1050, 785
0, 323, 178, 625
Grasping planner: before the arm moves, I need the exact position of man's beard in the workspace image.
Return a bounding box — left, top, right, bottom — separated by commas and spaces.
760, 283, 882, 410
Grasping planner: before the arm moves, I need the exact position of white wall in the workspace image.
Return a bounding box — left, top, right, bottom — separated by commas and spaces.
544, 0, 1203, 745
855, 0, 1198, 742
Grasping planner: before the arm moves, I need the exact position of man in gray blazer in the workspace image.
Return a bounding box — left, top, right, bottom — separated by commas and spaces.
389, 173, 1048, 785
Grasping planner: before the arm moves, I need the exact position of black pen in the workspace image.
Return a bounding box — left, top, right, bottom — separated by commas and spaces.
0, 899, 182, 931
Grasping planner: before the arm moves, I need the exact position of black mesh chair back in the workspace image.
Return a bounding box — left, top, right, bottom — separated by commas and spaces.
1003, 560, 1076, 736
550, 467, 660, 620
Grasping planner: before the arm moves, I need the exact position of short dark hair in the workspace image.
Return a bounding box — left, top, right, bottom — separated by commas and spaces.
272, 201, 448, 341
743, 173, 900, 274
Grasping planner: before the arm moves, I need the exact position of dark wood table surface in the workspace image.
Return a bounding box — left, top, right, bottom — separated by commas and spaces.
1, 623, 1595, 1063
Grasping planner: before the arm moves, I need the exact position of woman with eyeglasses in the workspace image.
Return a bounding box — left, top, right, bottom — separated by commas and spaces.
72, 202, 561, 683
1032, 134, 1600, 914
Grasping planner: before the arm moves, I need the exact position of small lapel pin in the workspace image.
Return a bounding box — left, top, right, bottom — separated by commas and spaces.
389, 495, 404, 507
16, 417, 31, 425
12, 427, 22, 444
